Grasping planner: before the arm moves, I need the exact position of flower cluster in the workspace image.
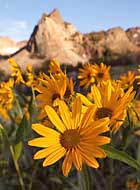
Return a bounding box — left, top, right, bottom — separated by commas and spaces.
23, 60, 137, 176
0, 58, 138, 181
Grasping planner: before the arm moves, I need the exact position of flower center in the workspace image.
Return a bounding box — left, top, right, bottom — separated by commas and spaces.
87, 72, 92, 79
52, 93, 61, 102
60, 129, 80, 149
97, 72, 104, 78
95, 107, 112, 119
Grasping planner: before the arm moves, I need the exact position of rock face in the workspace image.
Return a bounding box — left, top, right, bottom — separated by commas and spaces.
83, 27, 140, 65
104, 27, 137, 54
126, 27, 140, 47
27, 9, 87, 65
1, 9, 140, 74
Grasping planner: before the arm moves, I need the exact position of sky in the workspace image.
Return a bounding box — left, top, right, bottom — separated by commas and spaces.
0, 0, 140, 41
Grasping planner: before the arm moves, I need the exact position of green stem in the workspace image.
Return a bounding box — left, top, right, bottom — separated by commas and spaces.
108, 159, 114, 190
15, 96, 23, 118
28, 161, 39, 190
108, 132, 114, 190
137, 140, 140, 162
31, 87, 36, 101
0, 125, 25, 190
10, 145, 25, 190
78, 165, 91, 190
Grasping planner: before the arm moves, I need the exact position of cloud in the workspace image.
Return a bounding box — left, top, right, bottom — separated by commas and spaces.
14, 20, 28, 30
0, 19, 32, 41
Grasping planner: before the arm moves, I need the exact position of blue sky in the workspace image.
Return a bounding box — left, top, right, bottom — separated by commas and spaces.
0, 0, 140, 41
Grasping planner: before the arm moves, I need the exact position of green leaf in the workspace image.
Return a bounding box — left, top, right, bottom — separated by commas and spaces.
50, 177, 63, 184
103, 145, 140, 170
65, 179, 79, 190
14, 141, 23, 161
28, 89, 38, 123
0, 127, 3, 141
15, 115, 29, 143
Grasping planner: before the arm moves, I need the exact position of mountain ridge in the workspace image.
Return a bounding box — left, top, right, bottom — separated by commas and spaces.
0, 9, 140, 74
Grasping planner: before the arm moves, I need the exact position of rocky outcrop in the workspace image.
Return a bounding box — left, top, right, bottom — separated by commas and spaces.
104, 27, 138, 54
27, 9, 87, 65
83, 27, 140, 65
126, 27, 140, 47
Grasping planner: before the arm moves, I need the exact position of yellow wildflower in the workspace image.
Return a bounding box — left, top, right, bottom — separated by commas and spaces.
128, 99, 140, 125
78, 63, 96, 89
35, 73, 67, 108
78, 80, 135, 133
135, 65, 140, 86
119, 71, 135, 89
0, 78, 14, 119
92, 63, 111, 84
34, 72, 67, 119
8, 58, 25, 84
28, 97, 110, 176
25, 65, 35, 87
78, 63, 111, 89
48, 59, 63, 77
64, 78, 75, 100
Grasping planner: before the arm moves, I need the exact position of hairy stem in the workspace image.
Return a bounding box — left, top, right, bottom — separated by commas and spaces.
0, 125, 25, 190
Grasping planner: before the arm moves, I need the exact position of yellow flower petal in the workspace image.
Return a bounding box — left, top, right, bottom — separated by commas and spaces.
92, 136, 111, 145
103, 80, 112, 106
77, 93, 93, 106
80, 118, 110, 136
72, 97, 81, 129
92, 147, 106, 158
43, 147, 66, 167
32, 124, 60, 137
79, 147, 99, 168
33, 145, 62, 159
91, 85, 102, 107
59, 100, 72, 129
45, 105, 66, 132
62, 150, 72, 176
80, 105, 97, 129
71, 148, 82, 171
79, 144, 106, 158
28, 137, 59, 147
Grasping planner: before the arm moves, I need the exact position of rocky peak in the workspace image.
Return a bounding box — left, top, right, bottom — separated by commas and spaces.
27, 9, 87, 65
48, 8, 64, 24
1, 9, 140, 75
